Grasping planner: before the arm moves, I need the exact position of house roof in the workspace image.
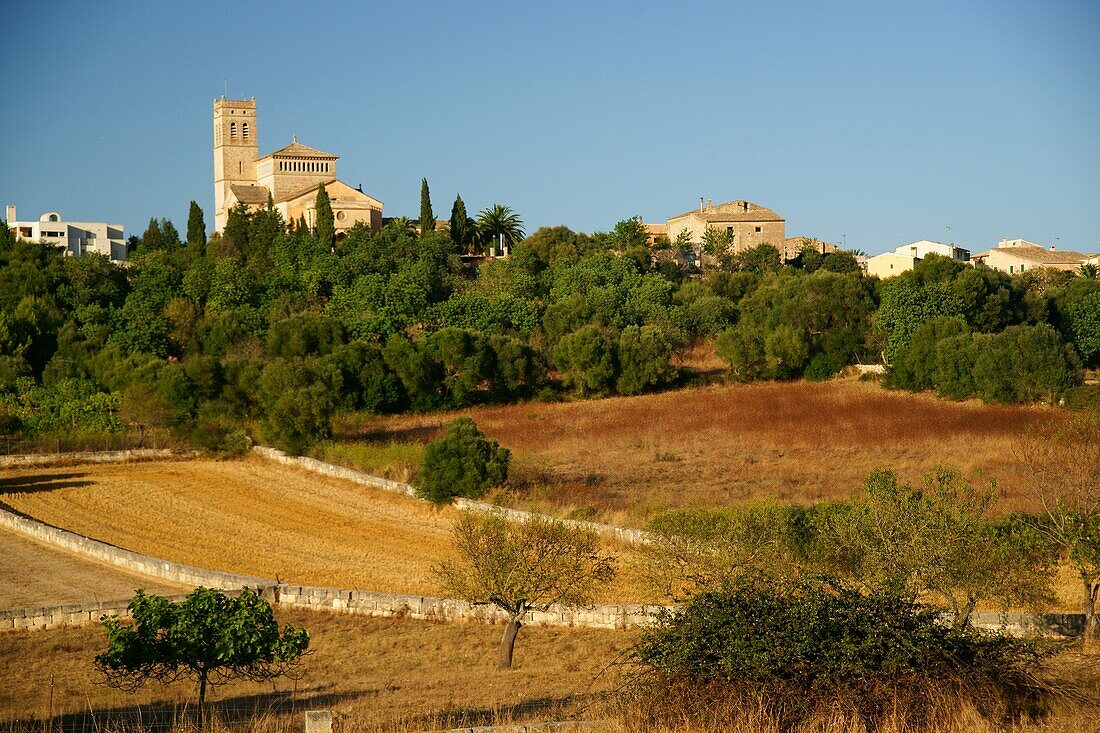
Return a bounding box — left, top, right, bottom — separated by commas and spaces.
260, 140, 338, 160
972, 246, 1087, 265
669, 200, 784, 223
229, 184, 271, 205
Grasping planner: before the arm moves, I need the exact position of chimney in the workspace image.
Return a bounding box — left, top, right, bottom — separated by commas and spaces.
699, 197, 704, 213
706, 199, 713, 210
1050, 245, 1056, 251
4, 205, 14, 223
1000, 237, 1008, 247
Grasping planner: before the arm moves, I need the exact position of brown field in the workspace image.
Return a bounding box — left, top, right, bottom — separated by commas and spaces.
0, 608, 634, 729
0, 458, 649, 603
0, 529, 186, 609
342, 377, 1065, 524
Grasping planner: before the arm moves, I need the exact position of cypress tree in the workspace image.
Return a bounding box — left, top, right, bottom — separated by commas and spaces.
224, 203, 251, 254
450, 194, 469, 252
186, 201, 206, 248
315, 182, 334, 249
419, 178, 435, 237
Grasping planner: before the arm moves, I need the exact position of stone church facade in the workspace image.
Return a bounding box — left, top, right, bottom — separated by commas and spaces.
212, 97, 382, 234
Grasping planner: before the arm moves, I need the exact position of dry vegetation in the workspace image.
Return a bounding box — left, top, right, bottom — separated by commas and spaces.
0, 529, 186, 609
0, 608, 634, 730
0, 458, 649, 603
339, 377, 1062, 525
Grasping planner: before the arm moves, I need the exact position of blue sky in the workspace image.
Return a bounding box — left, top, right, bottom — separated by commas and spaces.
2, 0, 1097, 255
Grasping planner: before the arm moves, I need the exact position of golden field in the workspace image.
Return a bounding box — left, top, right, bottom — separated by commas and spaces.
0, 457, 649, 605
0, 608, 634, 729
337, 377, 1064, 524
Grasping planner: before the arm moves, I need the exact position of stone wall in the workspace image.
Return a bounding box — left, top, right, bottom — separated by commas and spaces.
0, 448, 192, 469
275, 584, 663, 630
252, 446, 650, 545
0, 504, 272, 591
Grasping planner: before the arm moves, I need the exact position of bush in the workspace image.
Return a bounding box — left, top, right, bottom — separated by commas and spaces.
552, 325, 618, 396
628, 574, 1058, 730
414, 417, 510, 503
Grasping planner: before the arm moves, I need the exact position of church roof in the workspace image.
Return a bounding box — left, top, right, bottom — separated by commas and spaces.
229, 184, 271, 205
669, 200, 784, 223
260, 139, 338, 160
275, 179, 382, 207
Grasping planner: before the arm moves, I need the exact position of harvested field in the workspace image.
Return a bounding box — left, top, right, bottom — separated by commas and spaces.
0, 608, 635, 729
0, 458, 649, 603
0, 528, 185, 609
342, 377, 1063, 524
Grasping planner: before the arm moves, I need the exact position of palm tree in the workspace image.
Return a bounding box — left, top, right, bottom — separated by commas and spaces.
386, 216, 417, 237
476, 205, 525, 255
1079, 262, 1099, 280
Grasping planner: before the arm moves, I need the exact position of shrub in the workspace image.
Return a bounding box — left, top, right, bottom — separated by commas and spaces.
616, 325, 676, 395
627, 573, 1059, 730
552, 325, 618, 396
414, 417, 510, 503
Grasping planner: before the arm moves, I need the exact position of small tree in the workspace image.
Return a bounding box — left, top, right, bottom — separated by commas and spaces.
315, 182, 334, 250
415, 417, 509, 503
96, 587, 309, 728
436, 512, 615, 668
1019, 413, 1100, 639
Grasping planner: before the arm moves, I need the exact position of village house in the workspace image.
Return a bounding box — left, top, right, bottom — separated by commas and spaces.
864, 240, 969, 279
4, 205, 127, 261
666, 199, 786, 254
212, 97, 383, 234
971, 238, 1087, 274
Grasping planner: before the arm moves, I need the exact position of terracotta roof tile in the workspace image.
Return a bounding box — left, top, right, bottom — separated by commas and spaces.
229, 184, 271, 205
260, 140, 338, 160
972, 246, 1087, 265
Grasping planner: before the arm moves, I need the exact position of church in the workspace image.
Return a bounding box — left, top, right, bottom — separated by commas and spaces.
212, 97, 383, 234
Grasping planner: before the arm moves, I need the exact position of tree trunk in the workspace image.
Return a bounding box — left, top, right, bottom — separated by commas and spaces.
1084, 574, 1100, 640
198, 670, 208, 730
498, 616, 522, 670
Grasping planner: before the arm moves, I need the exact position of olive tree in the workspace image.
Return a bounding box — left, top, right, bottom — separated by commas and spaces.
95, 587, 309, 728
1019, 413, 1100, 639
435, 512, 615, 669
415, 417, 509, 503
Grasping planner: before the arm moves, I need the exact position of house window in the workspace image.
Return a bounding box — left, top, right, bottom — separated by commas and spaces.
1010, 265, 1014, 273
755, 226, 762, 233
726, 227, 734, 234
1020, 264, 1026, 271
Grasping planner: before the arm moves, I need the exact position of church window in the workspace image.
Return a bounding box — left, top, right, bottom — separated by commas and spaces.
238, 161, 242, 174
230, 122, 237, 139
242, 122, 249, 139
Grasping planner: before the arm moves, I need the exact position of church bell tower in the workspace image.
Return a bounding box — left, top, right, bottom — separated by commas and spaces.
213, 97, 259, 231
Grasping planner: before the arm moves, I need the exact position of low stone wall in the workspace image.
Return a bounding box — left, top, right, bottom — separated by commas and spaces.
252, 446, 651, 545
275, 584, 664, 630
0, 591, 257, 633
0, 448, 193, 469
0, 504, 272, 591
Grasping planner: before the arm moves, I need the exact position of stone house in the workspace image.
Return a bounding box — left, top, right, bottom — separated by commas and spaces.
666, 199, 786, 254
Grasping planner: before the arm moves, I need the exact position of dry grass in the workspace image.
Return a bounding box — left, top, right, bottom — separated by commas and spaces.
0, 529, 186, 609
0, 608, 634, 730
0, 458, 650, 604
342, 377, 1063, 525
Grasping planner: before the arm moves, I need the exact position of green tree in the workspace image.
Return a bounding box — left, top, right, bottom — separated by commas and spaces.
616, 324, 676, 395
435, 512, 615, 668
315, 182, 334, 250
96, 587, 309, 728
477, 204, 526, 254
553, 325, 618, 396
611, 216, 649, 251
186, 201, 206, 249
415, 417, 509, 503
449, 194, 476, 253
419, 178, 435, 236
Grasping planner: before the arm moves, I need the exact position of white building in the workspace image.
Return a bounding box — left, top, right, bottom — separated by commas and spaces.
863, 240, 970, 279
971, 239, 1086, 274
5, 206, 127, 261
